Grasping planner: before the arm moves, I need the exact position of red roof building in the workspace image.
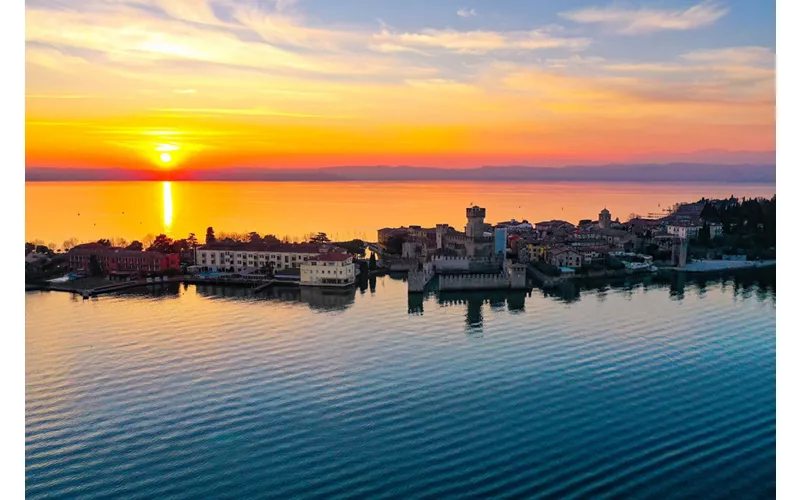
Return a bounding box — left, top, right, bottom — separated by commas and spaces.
68, 244, 180, 275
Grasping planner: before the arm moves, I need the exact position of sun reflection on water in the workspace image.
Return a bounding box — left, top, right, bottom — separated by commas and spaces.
162, 181, 173, 232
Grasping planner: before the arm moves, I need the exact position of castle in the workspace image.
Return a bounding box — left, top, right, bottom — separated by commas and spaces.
435, 206, 497, 259
407, 205, 527, 293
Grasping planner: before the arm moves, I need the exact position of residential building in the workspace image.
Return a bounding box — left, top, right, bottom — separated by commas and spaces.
195, 242, 345, 273
666, 222, 703, 240
547, 246, 584, 269
68, 243, 180, 275
300, 253, 355, 287
525, 241, 551, 261
535, 220, 576, 233
496, 219, 534, 234
518, 245, 532, 264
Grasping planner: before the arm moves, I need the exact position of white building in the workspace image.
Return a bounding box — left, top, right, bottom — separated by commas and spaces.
666, 223, 701, 240
195, 242, 344, 273
666, 222, 722, 240
300, 253, 355, 287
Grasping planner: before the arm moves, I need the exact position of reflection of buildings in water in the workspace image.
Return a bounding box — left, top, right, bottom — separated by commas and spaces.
434, 290, 529, 333
193, 284, 355, 312
115, 282, 182, 299
299, 286, 356, 311
669, 272, 686, 301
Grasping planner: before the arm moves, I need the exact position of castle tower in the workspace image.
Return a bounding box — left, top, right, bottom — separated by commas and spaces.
599, 208, 611, 229
436, 224, 449, 250
465, 206, 486, 238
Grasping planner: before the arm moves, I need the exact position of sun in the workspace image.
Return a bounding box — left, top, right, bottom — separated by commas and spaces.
160, 153, 172, 163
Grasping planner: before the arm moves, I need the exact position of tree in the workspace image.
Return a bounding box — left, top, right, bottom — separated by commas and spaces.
111, 237, 128, 248
369, 253, 377, 271
262, 234, 280, 244
205, 227, 216, 244
35, 244, 52, 256
142, 234, 155, 249
334, 239, 366, 257
187, 233, 198, 248
249, 231, 263, 244
148, 234, 174, 254
171, 238, 190, 253
63, 238, 79, 251
386, 234, 406, 255
698, 222, 711, 246
97, 238, 112, 247
88, 255, 103, 276
25, 242, 35, 255
310, 232, 330, 243
126, 240, 144, 251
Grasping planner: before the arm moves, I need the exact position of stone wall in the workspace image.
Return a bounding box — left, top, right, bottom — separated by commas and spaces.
408, 262, 434, 292
439, 273, 510, 291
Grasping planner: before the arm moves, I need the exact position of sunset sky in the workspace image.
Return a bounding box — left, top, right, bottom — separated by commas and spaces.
25, 0, 775, 171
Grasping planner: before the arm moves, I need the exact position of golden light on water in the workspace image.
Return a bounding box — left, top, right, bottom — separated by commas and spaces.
162, 181, 173, 231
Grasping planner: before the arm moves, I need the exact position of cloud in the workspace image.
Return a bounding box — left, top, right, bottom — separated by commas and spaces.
559, 1, 728, 34
457, 8, 477, 18
373, 27, 591, 54
681, 46, 775, 65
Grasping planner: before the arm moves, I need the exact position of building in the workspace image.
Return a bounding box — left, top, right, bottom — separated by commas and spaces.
300, 253, 355, 287
517, 245, 532, 264
68, 243, 180, 275
666, 222, 703, 240
496, 219, 534, 234
547, 246, 584, 269
435, 206, 496, 259
377, 227, 409, 245
535, 220, 575, 233
599, 208, 612, 229
494, 227, 508, 258
195, 242, 345, 273
525, 241, 551, 262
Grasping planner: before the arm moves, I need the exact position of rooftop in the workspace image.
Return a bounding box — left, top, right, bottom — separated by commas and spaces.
312, 253, 353, 262
198, 242, 342, 253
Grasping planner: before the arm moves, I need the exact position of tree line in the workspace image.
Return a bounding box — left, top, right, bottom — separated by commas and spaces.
27, 228, 368, 258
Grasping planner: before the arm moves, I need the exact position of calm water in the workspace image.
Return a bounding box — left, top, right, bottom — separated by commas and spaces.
27, 272, 776, 499
25, 181, 776, 245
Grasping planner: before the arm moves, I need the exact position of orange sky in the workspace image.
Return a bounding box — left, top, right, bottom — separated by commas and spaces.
25, 0, 775, 171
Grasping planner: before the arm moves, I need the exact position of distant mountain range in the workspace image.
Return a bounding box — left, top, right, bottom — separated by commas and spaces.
26, 163, 776, 183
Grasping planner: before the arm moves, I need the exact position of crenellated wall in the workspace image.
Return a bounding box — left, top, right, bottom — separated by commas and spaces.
408, 263, 434, 292
439, 273, 511, 291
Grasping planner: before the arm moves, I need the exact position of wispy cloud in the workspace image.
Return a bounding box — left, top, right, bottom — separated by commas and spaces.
681, 46, 774, 65
173, 89, 196, 94
457, 8, 477, 19
559, 1, 728, 35
373, 27, 591, 54
26, 94, 99, 99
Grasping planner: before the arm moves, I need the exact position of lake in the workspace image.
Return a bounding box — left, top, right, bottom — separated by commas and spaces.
26, 271, 776, 499
25, 181, 776, 246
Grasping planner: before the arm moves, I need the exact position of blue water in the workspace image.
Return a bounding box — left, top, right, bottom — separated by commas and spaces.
26, 272, 776, 499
